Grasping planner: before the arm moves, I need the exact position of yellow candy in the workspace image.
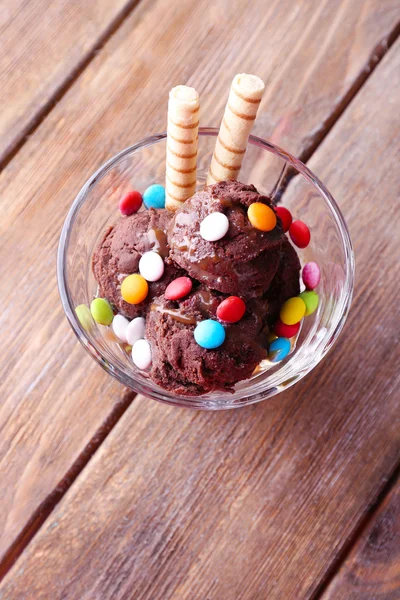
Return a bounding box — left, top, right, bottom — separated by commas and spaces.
121, 274, 149, 304
75, 304, 94, 331
280, 297, 306, 326
248, 202, 277, 232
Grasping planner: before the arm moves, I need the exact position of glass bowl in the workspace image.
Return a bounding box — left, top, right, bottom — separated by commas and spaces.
57, 128, 354, 410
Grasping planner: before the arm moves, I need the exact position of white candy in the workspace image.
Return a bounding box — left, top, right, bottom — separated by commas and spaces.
112, 314, 130, 342
139, 251, 165, 282
200, 212, 229, 242
132, 339, 152, 370
126, 317, 146, 345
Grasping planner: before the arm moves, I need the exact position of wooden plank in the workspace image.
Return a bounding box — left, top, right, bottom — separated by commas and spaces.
1, 38, 399, 600
0, 0, 399, 576
322, 478, 400, 599
0, 0, 138, 166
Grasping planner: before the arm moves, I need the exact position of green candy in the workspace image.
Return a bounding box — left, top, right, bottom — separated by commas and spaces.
90, 298, 114, 325
75, 304, 94, 331
298, 291, 319, 316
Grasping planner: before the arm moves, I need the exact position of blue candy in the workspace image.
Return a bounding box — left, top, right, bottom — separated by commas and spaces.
269, 337, 291, 362
143, 184, 166, 209
194, 319, 226, 349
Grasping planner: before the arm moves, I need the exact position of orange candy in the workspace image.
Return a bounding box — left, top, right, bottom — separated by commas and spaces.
248, 202, 277, 231
121, 274, 149, 304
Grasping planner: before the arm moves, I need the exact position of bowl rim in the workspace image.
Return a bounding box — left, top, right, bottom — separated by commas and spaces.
57, 128, 355, 409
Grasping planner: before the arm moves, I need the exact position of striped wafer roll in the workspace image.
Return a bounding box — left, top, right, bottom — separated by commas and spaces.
207, 74, 265, 185
166, 85, 199, 211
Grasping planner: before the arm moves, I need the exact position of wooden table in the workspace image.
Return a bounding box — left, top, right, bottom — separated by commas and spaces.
1, 1, 399, 598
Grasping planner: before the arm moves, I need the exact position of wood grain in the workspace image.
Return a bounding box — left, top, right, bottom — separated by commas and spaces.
1, 37, 399, 600
322, 478, 400, 599
0, 0, 138, 166
0, 0, 399, 578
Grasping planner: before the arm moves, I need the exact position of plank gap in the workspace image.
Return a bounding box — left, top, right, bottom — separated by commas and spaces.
0, 389, 137, 581
303, 27, 400, 595
299, 19, 400, 164
311, 459, 400, 600
0, 0, 142, 172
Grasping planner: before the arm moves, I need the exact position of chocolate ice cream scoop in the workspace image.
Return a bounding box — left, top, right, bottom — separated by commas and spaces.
146, 286, 267, 395
91, 180, 302, 396
92, 208, 183, 319
265, 239, 301, 322
169, 180, 284, 298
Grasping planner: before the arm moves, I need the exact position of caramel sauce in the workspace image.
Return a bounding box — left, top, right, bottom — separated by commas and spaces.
196, 288, 216, 316
219, 197, 233, 208
147, 228, 169, 258
151, 304, 197, 325
182, 259, 221, 285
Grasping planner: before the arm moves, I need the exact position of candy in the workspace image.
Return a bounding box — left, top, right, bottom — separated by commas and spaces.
200, 212, 229, 241
112, 314, 130, 342
194, 319, 226, 349
269, 337, 291, 362
280, 297, 306, 325
217, 296, 246, 323
299, 291, 319, 316
121, 274, 149, 304
302, 262, 320, 290
139, 251, 165, 282
274, 319, 300, 338
126, 316, 146, 345
132, 339, 152, 370
143, 184, 166, 209
275, 206, 292, 233
75, 304, 93, 331
118, 190, 142, 216
165, 276, 193, 301
247, 202, 277, 231
289, 220, 311, 248
90, 298, 114, 326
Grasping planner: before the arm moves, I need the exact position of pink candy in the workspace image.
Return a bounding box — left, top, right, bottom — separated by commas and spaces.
165, 277, 193, 301
119, 190, 142, 216
302, 262, 320, 290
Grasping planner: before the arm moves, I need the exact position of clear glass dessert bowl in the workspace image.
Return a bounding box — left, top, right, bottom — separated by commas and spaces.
57, 128, 354, 410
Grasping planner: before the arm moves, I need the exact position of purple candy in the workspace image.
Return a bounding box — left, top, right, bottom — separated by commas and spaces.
302, 262, 321, 290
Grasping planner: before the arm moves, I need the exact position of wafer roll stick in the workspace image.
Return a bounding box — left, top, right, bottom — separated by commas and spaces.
207, 74, 265, 185
166, 85, 200, 211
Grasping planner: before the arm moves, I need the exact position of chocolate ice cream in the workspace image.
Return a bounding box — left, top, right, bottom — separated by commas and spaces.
265, 239, 301, 320
92, 208, 183, 319
92, 180, 301, 395
146, 287, 266, 395
169, 181, 284, 298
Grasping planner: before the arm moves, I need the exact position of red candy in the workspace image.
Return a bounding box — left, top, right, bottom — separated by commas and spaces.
289, 220, 311, 248
119, 190, 143, 216
217, 296, 246, 323
275, 206, 292, 233
274, 319, 300, 338
165, 277, 193, 301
